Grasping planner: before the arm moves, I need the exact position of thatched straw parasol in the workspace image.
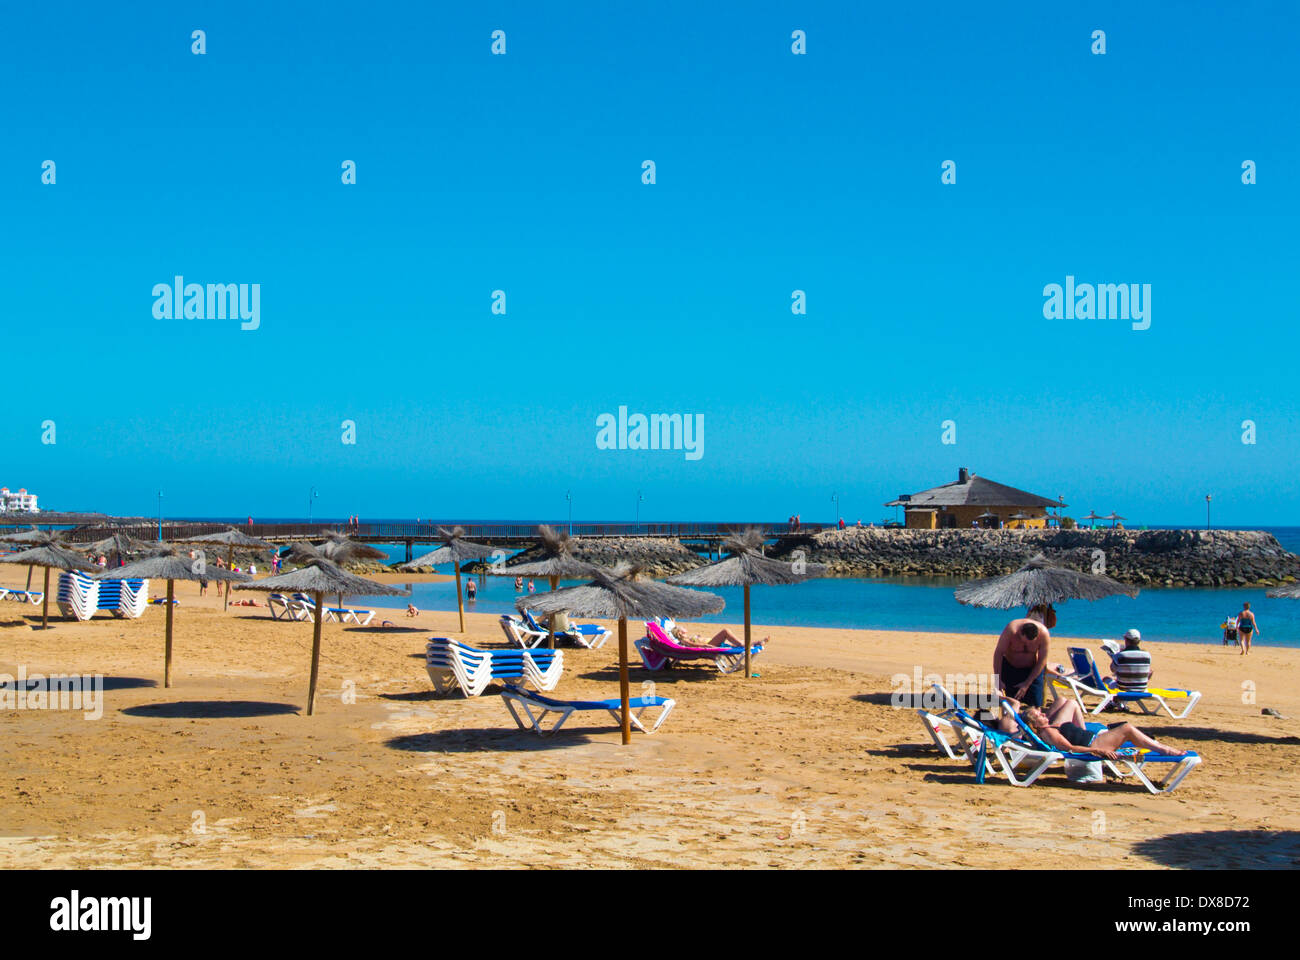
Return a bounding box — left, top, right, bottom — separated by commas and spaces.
99, 549, 250, 686
400, 526, 499, 632
1, 526, 60, 593
177, 527, 275, 611
1266, 582, 1300, 599
236, 559, 407, 715
0, 536, 101, 628
78, 531, 158, 569
518, 563, 724, 744
287, 531, 389, 615
496, 525, 597, 647
954, 553, 1138, 613
1104, 513, 1126, 528
667, 527, 825, 678
1082, 511, 1103, 529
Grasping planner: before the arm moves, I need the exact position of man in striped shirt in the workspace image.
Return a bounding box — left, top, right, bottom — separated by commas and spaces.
1109, 629, 1153, 690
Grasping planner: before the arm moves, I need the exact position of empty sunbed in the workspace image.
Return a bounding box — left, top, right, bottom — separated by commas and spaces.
500, 614, 548, 649
268, 593, 295, 620
1052, 647, 1202, 719
521, 609, 612, 650
635, 620, 758, 674
426, 638, 563, 698
328, 606, 375, 626
500, 683, 676, 735
2, 588, 44, 604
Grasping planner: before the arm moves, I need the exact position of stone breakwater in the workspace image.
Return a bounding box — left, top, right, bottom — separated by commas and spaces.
447, 536, 707, 579
766, 528, 1300, 587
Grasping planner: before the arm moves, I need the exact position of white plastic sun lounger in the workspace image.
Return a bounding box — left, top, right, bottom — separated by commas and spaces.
329, 607, 375, 626
500, 684, 675, 736
268, 593, 295, 620
499, 615, 548, 649
999, 697, 1203, 794
1052, 647, 1202, 720
426, 638, 564, 697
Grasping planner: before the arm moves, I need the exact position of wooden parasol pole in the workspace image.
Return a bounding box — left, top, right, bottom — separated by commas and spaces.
164, 579, 175, 687
454, 560, 465, 632
743, 582, 752, 679
41, 567, 50, 629
307, 590, 324, 715
547, 574, 558, 648
618, 617, 631, 745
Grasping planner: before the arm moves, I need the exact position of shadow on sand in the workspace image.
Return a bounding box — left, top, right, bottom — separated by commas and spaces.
386, 728, 594, 753
121, 700, 299, 719
1132, 829, 1300, 869
1139, 724, 1300, 747
576, 665, 721, 684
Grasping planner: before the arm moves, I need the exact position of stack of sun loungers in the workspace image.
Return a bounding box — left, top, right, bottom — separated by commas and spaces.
56, 572, 149, 620
917, 683, 1202, 794
425, 638, 564, 698
635, 619, 759, 674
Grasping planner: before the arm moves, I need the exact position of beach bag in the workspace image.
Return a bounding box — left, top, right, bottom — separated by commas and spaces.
1064, 758, 1104, 783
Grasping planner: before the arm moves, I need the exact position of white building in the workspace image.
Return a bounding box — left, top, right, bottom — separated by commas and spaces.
0, 487, 39, 513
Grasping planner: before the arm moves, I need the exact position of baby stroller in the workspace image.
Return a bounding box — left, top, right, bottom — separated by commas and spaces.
1221, 616, 1238, 646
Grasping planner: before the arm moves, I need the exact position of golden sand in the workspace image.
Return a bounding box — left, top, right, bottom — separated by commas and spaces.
1, 567, 1297, 868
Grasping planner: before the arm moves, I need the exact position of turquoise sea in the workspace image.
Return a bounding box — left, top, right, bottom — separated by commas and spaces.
342, 526, 1300, 648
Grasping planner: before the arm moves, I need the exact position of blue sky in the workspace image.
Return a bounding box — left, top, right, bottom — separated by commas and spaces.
2, 1, 1297, 526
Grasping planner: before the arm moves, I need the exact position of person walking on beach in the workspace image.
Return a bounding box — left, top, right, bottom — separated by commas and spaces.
993, 618, 1050, 727
1236, 602, 1258, 654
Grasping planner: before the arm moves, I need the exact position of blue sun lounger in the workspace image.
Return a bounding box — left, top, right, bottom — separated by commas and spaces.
1053, 647, 1202, 719
996, 696, 1202, 794
426, 638, 563, 697
500, 683, 675, 735
522, 609, 611, 649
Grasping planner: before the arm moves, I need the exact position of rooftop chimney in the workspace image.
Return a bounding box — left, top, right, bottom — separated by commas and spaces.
958, 467, 969, 484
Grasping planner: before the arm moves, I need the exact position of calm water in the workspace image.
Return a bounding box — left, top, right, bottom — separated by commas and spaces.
347, 528, 1300, 648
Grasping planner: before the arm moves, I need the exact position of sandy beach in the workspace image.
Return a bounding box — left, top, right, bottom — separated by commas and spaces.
1, 566, 1298, 869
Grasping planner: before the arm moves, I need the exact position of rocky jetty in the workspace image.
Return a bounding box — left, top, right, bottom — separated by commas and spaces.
765, 528, 1300, 587
492, 536, 706, 578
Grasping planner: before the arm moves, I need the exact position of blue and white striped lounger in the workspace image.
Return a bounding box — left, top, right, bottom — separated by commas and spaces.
500, 684, 675, 736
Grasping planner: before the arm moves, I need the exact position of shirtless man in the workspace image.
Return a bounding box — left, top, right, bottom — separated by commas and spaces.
1237, 602, 1259, 655
993, 618, 1050, 729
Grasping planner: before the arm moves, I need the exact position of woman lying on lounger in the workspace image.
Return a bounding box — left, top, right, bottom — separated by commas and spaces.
1012, 697, 1178, 759
669, 625, 768, 649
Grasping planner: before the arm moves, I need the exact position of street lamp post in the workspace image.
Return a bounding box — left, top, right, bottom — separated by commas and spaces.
309, 487, 318, 526
832, 492, 840, 524
156, 491, 163, 541
636, 491, 644, 530
1206, 494, 1212, 531
565, 490, 572, 536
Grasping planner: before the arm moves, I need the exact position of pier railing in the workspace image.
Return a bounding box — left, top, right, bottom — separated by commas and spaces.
42, 520, 831, 546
